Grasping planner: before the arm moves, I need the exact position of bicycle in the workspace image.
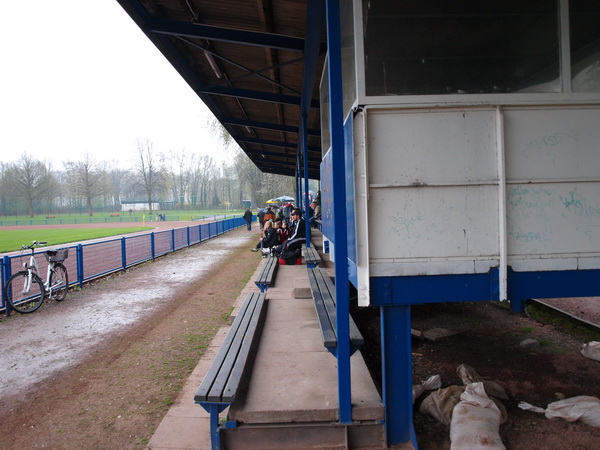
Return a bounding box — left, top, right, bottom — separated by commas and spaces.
4, 241, 69, 314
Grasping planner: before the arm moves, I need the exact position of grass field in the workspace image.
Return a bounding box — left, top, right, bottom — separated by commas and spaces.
0, 227, 152, 253
0, 209, 243, 223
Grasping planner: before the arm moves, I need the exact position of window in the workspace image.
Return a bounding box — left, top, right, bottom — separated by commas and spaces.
363, 1, 560, 96
570, 0, 600, 92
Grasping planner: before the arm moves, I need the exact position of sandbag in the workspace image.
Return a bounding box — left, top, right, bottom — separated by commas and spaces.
457, 364, 509, 400
450, 382, 506, 450
581, 341, 600, 362
518, 396, 600, 428
420, 385, 465, 426
413, 374, 442, 403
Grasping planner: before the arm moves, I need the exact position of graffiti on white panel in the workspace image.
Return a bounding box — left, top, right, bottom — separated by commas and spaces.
388, 215, 424, 240
560, 191, 600, 220
507, 186, 554, 243
507, 185, 600, 248
524, 131, 579, 151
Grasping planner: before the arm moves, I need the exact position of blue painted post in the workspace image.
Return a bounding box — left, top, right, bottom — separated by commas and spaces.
121, 237, 127, 272
198, 224, 202, 243
381, 305, 415, 446
511, 298, 525, 313
76, 244, 84, 287
302, 113, 312, 246
171, 229, 175, 252
326, 0, 352, 424
2, 255, 12, 315
186, 226, 190, 247
151, 232, 156, 259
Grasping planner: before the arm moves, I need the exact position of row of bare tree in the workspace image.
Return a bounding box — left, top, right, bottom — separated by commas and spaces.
0, 140, 296, 217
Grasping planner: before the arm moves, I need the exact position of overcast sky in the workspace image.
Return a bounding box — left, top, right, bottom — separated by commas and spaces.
0, 1, 228, 169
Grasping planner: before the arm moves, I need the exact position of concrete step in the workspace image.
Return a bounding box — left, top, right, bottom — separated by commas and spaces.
223, 421, 385, 449
223, 264, 385, 448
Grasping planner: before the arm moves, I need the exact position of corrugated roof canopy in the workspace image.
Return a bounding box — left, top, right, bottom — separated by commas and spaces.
117, 0, 326, 179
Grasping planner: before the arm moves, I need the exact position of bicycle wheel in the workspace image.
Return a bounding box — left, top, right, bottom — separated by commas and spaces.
49, 264, 69, 301
4, 271, 45, 313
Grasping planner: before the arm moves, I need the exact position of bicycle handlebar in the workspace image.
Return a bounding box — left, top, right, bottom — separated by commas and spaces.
21, 240, 48, 250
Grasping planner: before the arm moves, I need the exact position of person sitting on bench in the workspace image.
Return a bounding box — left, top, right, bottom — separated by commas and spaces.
272, 209, 305, 259
251, 220, 280, 255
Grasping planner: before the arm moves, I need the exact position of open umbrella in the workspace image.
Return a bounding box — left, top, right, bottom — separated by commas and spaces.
265, 199, 279, 204
272, 195, 295, 203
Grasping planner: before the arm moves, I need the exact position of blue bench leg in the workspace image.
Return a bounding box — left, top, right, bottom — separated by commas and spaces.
199, 403, 228, 450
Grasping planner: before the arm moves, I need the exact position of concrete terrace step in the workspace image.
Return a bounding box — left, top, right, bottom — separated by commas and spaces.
148, 260, 385, 449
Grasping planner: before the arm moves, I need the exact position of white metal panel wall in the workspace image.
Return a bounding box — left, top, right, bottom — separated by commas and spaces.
504, 107, 600, 270
365, 108, 501, 277
356, 105, 600, 306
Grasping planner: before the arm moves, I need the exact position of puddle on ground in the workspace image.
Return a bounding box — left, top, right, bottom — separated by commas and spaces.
0, 233, 253, 401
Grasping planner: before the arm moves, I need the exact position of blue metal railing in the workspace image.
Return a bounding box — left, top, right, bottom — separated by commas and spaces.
1, 216, 245, 313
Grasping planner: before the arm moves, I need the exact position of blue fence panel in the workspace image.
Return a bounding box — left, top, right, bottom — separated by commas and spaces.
154, 230, 172, 256
2, 217, 245, 312
81, 240, 122, 281
189, 225, 200, 245
200, 223, 208, 241
125, 234, 153, 266
173, 228, 187, 251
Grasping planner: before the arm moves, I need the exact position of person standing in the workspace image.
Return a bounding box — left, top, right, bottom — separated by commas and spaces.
257, 208, 265, 230
264, 207, 275, 222
243, 208, 253, 231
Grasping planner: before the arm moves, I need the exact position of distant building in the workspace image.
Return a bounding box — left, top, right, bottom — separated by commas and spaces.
121, 201, 159, 212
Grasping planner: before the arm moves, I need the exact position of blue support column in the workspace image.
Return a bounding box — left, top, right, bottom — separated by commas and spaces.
151, 232, 156, 259
2, 255, 12, 315
326, 0, 352, 424
76, 244, 84, 288
121, 237, 127, 272
302, 113, 312, 245
381, 305, 415, 446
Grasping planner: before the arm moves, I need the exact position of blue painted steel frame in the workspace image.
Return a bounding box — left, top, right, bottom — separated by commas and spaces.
325, 0, 353, 425
381, 305, 415, 446
197, 403, 229, 450
371, 269, 500, 306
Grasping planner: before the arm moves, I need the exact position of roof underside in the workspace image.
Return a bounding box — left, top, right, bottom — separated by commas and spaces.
117, 0, 326, 179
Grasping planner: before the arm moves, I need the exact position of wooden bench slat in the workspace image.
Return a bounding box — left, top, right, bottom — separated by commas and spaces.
195, 295, 255, 402
315, 268, 364, 347
307, 269, 337, 347
255, 256, 278, 291
195, 292, 266, 403
207, 295, 258, 402
302, 243, 320, 267
307, 267, 365, 352
222, 293, 266, 402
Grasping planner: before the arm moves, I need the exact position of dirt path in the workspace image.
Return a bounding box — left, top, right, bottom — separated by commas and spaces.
0, 226, 261, 449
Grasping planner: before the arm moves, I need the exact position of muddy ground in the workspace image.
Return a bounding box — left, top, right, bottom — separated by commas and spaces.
356, 300, 600, 449
1, 222, 600, 449
0, 226, 258, 449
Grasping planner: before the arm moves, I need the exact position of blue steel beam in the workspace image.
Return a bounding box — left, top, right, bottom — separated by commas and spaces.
176, 37, 302, 96
146, 17, 306, 51
117, 1, 322, 179
223, 118, 321, 137
238, 137, 321, 154
199, 85, 320, 109
325, 0, 352, 424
